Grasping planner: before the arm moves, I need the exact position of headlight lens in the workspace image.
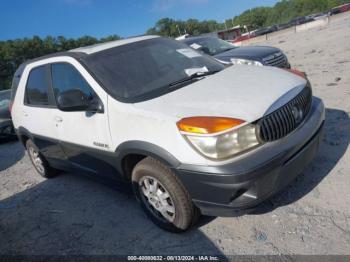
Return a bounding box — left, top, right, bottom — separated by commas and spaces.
185, 123, 260, 160
231, 58, 263, 66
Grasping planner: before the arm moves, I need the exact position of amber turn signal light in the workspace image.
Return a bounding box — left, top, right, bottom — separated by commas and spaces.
284, 68, 307, 79
177, 117, 245, 134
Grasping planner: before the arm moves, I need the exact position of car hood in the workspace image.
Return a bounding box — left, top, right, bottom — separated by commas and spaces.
214, 46, 280, 62
134, 65, 307, 123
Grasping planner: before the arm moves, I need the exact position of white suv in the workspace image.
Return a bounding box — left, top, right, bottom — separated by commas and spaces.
10, 35, 325, 232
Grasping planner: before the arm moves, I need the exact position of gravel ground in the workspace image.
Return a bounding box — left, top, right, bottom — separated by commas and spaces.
0, 13, 350, 256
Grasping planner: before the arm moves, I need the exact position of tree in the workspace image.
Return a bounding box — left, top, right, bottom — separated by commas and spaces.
231, 7, 272, 30
146, 18, 223, 37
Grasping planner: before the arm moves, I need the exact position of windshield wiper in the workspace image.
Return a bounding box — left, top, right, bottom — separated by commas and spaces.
168, 70, 220, 87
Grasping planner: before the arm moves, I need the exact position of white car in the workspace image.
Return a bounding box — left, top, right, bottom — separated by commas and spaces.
10, 35, 325, 232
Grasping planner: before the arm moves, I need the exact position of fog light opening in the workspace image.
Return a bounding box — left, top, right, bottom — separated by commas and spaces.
230, 188, 248, 202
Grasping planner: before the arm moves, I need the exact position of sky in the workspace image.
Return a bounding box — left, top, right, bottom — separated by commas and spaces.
0, 0, 279, 41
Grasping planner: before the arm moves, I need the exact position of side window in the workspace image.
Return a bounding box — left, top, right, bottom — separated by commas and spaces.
51, 63, 94, 99
25, 66, 50, 106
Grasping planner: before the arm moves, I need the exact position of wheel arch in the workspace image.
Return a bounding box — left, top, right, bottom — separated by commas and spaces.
115, 141, 181, 180
16, 126, 34, 147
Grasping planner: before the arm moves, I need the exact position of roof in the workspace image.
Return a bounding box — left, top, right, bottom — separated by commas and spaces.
19, 51, 86, 68
69, 35, 160, 54
17, 35, 161, 69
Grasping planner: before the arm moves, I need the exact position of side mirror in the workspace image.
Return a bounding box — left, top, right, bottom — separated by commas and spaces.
57, 89, 103, 113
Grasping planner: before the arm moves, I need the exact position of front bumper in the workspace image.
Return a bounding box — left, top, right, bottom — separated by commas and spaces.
175, 97, 325, 217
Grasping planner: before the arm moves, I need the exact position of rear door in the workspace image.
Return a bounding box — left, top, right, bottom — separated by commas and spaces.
21, 64, 66, 163
49, 60, 117, 177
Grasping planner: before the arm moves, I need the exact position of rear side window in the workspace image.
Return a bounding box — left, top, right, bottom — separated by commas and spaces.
51, 63, 94, 99
25, 66, 50, 106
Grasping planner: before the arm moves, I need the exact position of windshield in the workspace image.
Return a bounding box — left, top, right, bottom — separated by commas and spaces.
82, 37, 224, 102
184, 37, 237, 56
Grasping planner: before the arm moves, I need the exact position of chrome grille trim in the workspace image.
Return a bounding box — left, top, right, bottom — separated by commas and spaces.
263, 52, 287, 67
258, 84, 312, 142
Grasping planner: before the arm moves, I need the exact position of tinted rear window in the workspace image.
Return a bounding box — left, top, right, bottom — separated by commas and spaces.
25, 66, 50, 106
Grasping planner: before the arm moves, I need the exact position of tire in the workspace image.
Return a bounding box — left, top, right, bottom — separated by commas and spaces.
132, 157, 199, 232
26, 139, 57, 178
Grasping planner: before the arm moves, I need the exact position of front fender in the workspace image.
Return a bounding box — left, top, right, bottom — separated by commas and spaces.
115, 140, 181, 174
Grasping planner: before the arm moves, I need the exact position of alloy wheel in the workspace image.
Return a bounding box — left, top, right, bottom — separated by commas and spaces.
139, 176, 176, 222
28, 146, 45, 174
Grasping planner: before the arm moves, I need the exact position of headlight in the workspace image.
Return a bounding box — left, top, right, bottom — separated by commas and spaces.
177, 117, 260, 160
231, 58, 263, 66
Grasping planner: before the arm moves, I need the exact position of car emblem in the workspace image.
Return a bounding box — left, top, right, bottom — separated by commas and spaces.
291, 105, 303, 123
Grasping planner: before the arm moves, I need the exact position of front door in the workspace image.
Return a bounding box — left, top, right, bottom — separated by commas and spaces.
49, 60, 117, 177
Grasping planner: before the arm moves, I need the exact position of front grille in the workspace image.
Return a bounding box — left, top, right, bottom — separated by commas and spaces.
258, 84, 312, 142
263, 52, 288, 68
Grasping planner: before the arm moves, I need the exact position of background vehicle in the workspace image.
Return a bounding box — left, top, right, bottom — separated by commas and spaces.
277, 21, 294, 30
11, 36, 324, 232
181, 36, 291, 68
289, 16, 315, 26
253, 25, 278, 36
329, 7, 342, 15
309, 12, 329, 20
0, 90, 15, 139
329, 3, 350, 15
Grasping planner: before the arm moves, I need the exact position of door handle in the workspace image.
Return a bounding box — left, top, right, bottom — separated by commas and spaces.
23, 111, 28, 117
54, 116, 63, 123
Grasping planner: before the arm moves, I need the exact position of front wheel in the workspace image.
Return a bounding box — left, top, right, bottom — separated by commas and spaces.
132, 157, 199, 232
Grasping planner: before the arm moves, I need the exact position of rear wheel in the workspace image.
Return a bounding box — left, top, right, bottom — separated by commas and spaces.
26, 139, 57, 178
132, 157, 199, 232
